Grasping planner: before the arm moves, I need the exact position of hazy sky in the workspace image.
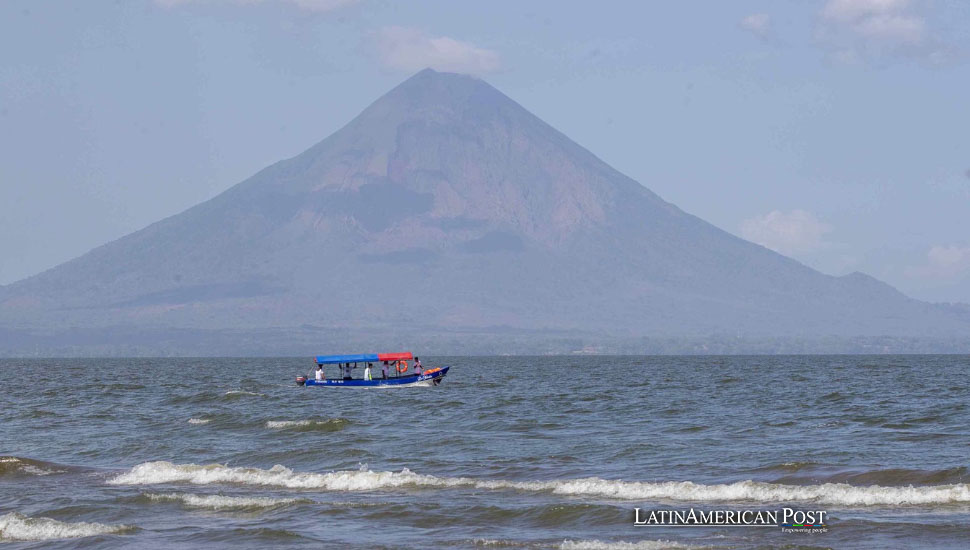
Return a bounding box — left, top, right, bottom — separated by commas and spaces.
2, 0, 968, 302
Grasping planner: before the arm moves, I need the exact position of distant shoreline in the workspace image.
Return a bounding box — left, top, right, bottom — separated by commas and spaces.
2, 326, 969, 358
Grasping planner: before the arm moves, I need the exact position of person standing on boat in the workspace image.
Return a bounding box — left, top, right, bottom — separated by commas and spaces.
414, 357, 423, 376
381, 361, 389, 380
343, 363, 353, 381
364, 363, 373, 381
315, 365, 324, 382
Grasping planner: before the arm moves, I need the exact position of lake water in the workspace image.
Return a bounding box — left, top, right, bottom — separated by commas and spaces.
1, 356, 969, 548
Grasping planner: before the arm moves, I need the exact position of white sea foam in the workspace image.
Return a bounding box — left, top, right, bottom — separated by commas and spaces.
561, 541, 697, 550
265, 420, 307, 428
187, 418, 211, 425
107, 461, 970, 507
0, 456, 65, 476
265, 419, 348, 429
108, 461, 448, 491
0, 512, 132, 541
144, 492, 310, 510
224, 390, 263, 397
530, 478, 970, 506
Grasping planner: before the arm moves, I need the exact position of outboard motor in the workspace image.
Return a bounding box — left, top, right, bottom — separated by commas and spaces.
296, 376, 307, 386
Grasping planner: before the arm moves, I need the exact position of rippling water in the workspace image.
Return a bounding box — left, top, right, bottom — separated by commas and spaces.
1, 356, 969, 548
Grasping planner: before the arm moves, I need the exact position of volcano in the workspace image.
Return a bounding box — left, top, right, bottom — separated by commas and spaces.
1, 69, 967, 354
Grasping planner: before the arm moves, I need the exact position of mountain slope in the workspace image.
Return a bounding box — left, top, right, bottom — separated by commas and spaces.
1, 69, 967, 352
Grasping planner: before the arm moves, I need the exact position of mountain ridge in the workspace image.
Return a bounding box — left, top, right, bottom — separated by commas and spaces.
1, 68, 967, 353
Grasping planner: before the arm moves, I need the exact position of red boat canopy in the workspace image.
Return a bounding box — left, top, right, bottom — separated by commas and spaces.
377, 352, 413, 362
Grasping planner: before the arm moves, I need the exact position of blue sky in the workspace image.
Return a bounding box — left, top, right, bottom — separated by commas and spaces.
1, 0, 968, 302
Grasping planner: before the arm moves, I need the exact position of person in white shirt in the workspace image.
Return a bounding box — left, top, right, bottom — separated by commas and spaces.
315, 365, 324, 381
413, 357, 423, 376
364, 362, 373, 381
343, 363, 354, 380
381, 361, 389, 380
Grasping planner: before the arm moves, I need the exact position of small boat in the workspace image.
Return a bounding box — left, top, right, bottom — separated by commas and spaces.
296, 352, 450, 387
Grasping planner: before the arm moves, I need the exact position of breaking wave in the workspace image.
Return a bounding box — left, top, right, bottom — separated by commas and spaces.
107, 461, 970, 506
224, 390, 264, 398
507, 478, 970, 507
143, 492, 312, 510
108, 462, 445, 492
0, 512, 134, 541
0, 456, 69, 477
469, 538, 698, 550
264, 418, 351, 432
187, 418, 211, 425
561, 541, 697, 550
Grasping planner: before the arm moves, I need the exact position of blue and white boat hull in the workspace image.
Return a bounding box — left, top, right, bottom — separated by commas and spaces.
302, 367, 450, 388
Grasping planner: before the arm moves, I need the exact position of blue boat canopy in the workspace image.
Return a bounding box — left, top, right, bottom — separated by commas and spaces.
315, 353, 379, 365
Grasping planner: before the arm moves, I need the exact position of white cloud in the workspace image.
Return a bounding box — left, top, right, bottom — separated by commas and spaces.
852, 13, 924, 44
817, 0, 947, 63
740, 13, 771, 37
821, 0, 912, 22
154, 0, 359, 12
906, 245, 970, 281
739, 210, 833, 255
372, 26, 501, 74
